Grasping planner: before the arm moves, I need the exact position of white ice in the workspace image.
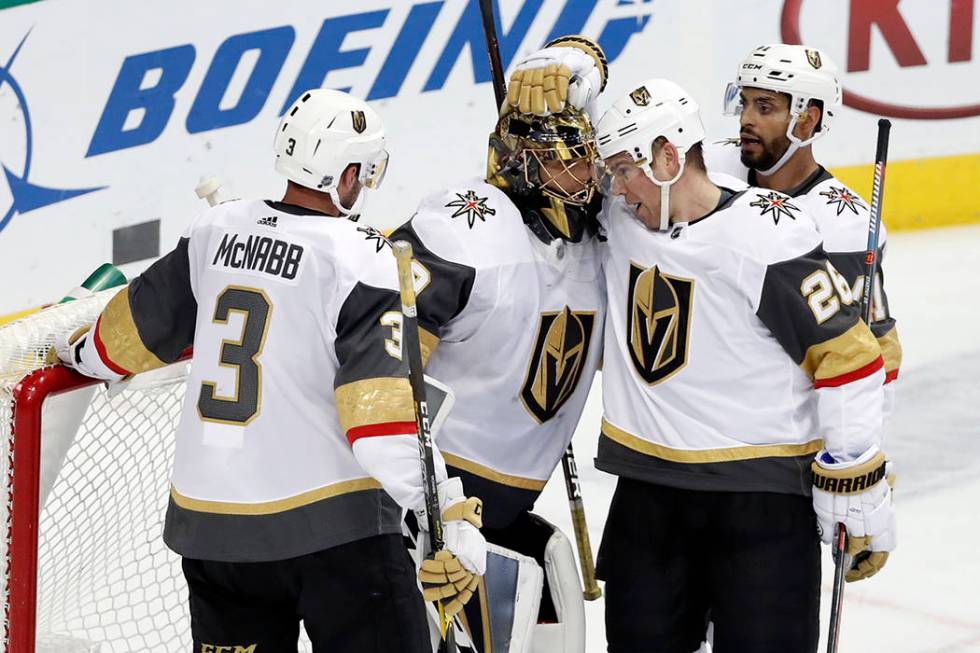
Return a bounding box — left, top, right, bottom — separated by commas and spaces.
531, 224, 980, 652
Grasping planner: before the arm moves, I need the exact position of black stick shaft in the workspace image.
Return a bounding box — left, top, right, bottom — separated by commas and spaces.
826, 523, 848, 653
393, 241, 454, 650
478, 0, 507, 110
861, 118, 891, 324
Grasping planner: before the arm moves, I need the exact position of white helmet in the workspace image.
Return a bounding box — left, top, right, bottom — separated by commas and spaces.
274, 89, 388, 217
596, 78, 705, 231
724, 44, 842, 175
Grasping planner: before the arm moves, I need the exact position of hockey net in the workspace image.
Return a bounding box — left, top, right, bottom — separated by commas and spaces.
0, 289, 190, 652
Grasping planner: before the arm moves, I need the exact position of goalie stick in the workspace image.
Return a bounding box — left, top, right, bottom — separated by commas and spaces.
477, 0, 602, 602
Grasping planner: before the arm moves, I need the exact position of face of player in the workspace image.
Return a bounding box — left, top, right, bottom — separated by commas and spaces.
337, 164, 364, 209
738, 87, 794, 171
539, 155, 595, 201
601, 152, 661, 227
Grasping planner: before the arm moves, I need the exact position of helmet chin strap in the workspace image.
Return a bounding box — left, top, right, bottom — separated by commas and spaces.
328, 186, 365, 218
757, 112, 822, 176
640, 154, 687, 232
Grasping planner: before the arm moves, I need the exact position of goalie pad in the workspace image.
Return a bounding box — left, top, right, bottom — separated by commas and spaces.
529, 521, 586, 653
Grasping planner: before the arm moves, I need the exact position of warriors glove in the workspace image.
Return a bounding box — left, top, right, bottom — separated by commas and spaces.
812, 446, 897, 582
507, 35, 607, 116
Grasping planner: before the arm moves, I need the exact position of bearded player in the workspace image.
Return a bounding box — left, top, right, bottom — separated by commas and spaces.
706, 44, 901, 417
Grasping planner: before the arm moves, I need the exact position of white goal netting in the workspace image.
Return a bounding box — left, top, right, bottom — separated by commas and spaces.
0, 289, 190, 652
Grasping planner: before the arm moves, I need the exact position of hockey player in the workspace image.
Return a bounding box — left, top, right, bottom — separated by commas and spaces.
54, 89, 486, 652
591, 78, 896, 652
708, 44, 902, 412
385, 37, 609, 653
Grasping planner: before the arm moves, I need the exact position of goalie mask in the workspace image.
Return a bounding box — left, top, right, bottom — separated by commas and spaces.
487, 107, 600, 243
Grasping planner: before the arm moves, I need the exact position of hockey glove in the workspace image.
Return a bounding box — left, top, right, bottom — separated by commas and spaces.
51, 325, 125, 383
812, 446, 897, 582
417, 477, 487, 616
507, 35, 607, 116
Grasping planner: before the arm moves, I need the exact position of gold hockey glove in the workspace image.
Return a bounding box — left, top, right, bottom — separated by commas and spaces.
506, 35, 607, 116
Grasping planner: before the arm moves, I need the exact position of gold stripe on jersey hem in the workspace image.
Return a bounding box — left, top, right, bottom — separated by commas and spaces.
800, 321, 881, 382
170, 477, 383, 515
335, 377, 415, 434
442, 453, 548, 491
419, 327, 439, 366
98, 288, 166, 374
876, 325, 902, 373
601, 419, 823, 463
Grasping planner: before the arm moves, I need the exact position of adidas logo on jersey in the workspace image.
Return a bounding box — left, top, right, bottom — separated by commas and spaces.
257, 216, 278, 227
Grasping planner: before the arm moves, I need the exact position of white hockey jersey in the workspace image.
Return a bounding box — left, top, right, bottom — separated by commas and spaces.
598, 189, 885, 495
389, 180, 605, 528
78, 199, 441, 562
703, 140, 901, 384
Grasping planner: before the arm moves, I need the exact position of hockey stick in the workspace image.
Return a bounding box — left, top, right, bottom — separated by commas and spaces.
827, 118, 892, 653
861, 118, 892, 324
478, 0, 507, 110
477, 0, 602, 602
392, 240, 456, 652
560, 443, 602, 600
826, 523, 848, 653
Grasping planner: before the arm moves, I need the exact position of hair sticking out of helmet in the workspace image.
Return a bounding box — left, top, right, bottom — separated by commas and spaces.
724, 44, 841, 176
595, 78, 705, 231
274, 89, 389, 217
487, 107, 601, 242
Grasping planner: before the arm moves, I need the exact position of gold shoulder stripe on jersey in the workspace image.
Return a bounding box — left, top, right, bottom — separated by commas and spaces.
519, 307, 596, 423
97, 288, 166, 374
419, 327, 439, 366
626, 262, 694, 386
335, 377, 415, 434
170, 477, 382, 515
441, 453, 548, 491
602, 419, 823, 463
800, 321, 881, 382
876, 325, 902, 375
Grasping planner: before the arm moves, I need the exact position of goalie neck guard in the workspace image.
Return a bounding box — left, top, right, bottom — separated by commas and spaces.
487, 107, 600, 244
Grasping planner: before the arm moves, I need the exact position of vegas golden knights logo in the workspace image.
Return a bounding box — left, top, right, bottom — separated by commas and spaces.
351, 110, 367, 133
626, 262, 694, 385
630, 86, 651, 107
520, 307, 595, 423
806, 48, 822, 69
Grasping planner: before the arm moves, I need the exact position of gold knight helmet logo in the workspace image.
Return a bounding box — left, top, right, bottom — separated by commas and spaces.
351, 110, 367, 134
626, 262, 694, 385
806, 48, 822, 69
629, 86, 651, 107
520, 307, 595, 423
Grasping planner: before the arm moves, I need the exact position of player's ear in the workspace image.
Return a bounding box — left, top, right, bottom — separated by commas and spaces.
795, 104, 821, 140
341, 163, 361, 190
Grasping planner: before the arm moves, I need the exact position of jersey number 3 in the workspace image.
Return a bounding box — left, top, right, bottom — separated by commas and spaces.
198, 286, 272, 425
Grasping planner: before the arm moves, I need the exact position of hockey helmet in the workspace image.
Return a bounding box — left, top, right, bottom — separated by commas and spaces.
274, 89, 389, 217
487, 106, 600, 242
724, 44, 842, 174
595, 79, 705, 231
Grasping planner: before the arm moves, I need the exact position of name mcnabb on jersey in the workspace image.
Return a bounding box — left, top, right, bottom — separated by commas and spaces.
211, 232, 305, 281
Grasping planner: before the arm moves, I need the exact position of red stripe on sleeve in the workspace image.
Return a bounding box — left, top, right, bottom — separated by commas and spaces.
92, 316, 133, 377
346, 421, 418, 447
814, 355, 884, 389
884, 368, 899, 384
